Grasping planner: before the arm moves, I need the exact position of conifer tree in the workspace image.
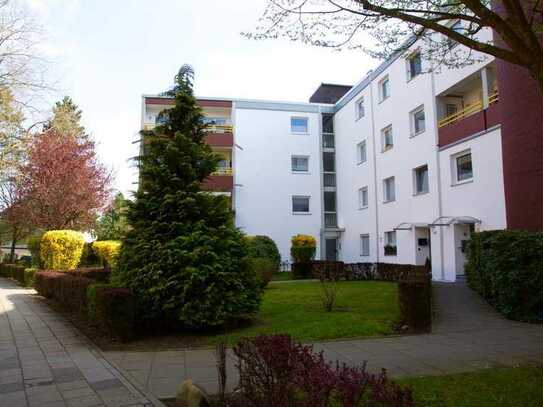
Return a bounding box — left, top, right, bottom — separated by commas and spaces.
44, 96, 86, 138
115, 65, 261, 328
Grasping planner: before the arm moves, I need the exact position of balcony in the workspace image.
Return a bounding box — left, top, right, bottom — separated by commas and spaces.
437, 64, 501, 147
203, 167, 233, 192
323, 172, 336, 188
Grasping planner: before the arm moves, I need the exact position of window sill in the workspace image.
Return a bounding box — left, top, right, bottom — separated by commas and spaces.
291, 132, 309, 136
292, 212, 312, 215
381, 146, 393, 153
358, 206, 368, 211
410, 130, 425, 138
360, 254, 370, 257
357, 160, 367, 166
383, 199, 396, 204
384, 254, 397, 257
292, 171, 311, 175
413, 191, 429, 197
451, 178, 473, 187
378, 96, 390, 105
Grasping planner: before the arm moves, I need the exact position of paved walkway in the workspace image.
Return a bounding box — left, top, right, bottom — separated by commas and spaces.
103, 281, 543, 399
3, 277, 543, 402
0, 278, 161, 407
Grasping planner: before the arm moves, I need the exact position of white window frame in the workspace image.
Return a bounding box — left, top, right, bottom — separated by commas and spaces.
292, 195, 311, 214
451, 150, 474, 185
291, 155, 309, 173
355, 97, 365, 120
406, 51, 422, 81
360, 234, 370, 257
378, 75, 390, 102
357, 140, 367, 164
381, 125, 393, 152
413, 164, 429, 195
410, 105, 426, 137
383, 176, 396, 203
290, 116, 309, 134
358, 186, 368, 209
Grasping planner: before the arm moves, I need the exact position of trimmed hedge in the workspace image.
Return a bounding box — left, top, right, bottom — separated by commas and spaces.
69, 267, 110, 283
27, 234, 43, 267
92, 240, 121, 268
246, 235, 281, 272
40, 230, 85, 270
465, 230, 543, 322
34, 270, 134, 341
248, 257, 275, 288
94, 286, 135, 342
398, 263, 432, 333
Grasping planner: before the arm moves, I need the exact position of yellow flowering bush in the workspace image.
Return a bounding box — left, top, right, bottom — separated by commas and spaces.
40, 230, 85, 271
92, 240, 121, 268
291, 234, 317, 263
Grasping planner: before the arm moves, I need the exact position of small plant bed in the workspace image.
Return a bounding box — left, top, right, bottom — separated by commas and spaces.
400, 365, 543, 406
94, 280, 399, 351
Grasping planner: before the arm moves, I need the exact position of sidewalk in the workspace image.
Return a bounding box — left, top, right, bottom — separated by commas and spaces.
0, 278, 162, 407
104, 281, 543, 399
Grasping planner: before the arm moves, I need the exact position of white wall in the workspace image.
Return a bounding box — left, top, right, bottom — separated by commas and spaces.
233, 106, 323, 263
438, 127, 507, 280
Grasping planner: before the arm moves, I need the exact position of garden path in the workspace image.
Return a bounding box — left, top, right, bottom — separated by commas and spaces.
0, 278, 163, 407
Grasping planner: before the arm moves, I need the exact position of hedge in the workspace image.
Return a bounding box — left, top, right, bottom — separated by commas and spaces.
246, 235, 281, 272
248, 257, 274, 288
290, 234, 316, 263
40, 230, 85, 270
27, 234, 43, 268
92, 240, 121, 268
34, 270, 134, 341
465, 230, 543, 322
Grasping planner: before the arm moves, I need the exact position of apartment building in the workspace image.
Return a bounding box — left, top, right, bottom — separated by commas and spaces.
141, 27, 542, 282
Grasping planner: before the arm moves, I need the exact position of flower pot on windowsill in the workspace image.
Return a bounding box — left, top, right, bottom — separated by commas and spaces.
384, 245, 397, 256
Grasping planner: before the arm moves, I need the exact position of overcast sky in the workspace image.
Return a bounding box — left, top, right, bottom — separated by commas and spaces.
22, 0, 377, 196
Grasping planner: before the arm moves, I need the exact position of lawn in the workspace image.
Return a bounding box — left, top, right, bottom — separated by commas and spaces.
271, 271, 294, 281
100, 280, 399, 350
401, 366, 543, 407
218, 280, 399, 345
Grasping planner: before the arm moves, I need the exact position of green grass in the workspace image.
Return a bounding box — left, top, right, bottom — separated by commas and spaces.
401, 366, 543, 407
271, 271, 293, 281
219, 280, 399, 345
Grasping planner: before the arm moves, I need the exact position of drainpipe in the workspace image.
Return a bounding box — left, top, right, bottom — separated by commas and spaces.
317, 105, 325, 260
430, 67, 446, 281
369, 76, 381, 264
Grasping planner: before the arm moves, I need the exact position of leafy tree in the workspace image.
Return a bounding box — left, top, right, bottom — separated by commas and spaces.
115, 65, 261, 328
15, 130, 112, 231
44, 96, 86, 138
247, 1, 543, 94
94, 192, 130, 240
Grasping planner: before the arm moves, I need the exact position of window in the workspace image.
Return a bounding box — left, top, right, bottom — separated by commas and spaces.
379, 76, 390, 102
358, 187, 368, 209
410, 106, 425, 136
447, 21, 463, 48
381, 126, 393, 151
291, 156, 309, 172
383, 176, 396, 202
455, 152, 473, 183
407, 51, 422, 80
292, 196, 310, 213
384, 231, 397, 256
446, 103, 458, 117
414, 165, 429, 195
323, 152, 335, 172
360, 234, 370, 257
322, 114, 334, 134
355, 97, 365, 120
357, 140, 367, 164
291, 117, 308, 133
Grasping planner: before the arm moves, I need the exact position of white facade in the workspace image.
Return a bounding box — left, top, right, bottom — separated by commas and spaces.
141, 28, 507, 281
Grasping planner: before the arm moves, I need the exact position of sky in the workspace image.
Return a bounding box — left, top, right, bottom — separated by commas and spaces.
21, 0, 377, 196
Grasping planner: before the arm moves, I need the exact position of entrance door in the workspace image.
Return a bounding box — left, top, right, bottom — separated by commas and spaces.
415, 227, 431, 265
454, 224, 473, 276
325, 238, 337, 261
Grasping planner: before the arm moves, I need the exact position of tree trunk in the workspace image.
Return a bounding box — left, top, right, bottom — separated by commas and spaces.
9, 228, 18, 263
